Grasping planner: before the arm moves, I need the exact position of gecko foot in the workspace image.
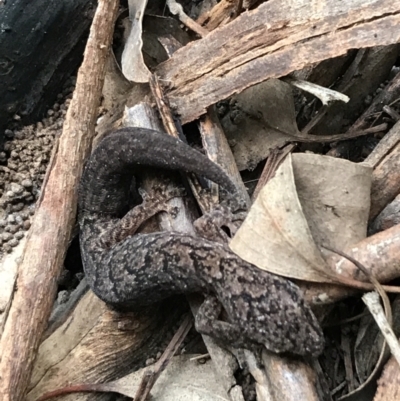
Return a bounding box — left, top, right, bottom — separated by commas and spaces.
194, 204, 247, 244
195, 295, 247, 348
100, 185, 186, 248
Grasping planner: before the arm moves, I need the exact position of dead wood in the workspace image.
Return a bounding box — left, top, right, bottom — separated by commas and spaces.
302, 223, 400, 304
156, 0, 400, 124
369, 120, 400, 220
196, 0, 238, 31
374, 357, 400, 401
0, 1, 119, 400
260, 350, 320, 401
199, 108, 250, 204
27, 291, 187, 401
371, 194, 400, 233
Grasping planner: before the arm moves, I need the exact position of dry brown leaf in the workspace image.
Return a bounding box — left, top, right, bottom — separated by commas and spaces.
230, 153, 372, 283
222, 79, 299, 171
35, 355, 230, 401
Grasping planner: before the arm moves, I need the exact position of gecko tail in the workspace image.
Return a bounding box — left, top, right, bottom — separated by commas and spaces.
79, 127, 237, 215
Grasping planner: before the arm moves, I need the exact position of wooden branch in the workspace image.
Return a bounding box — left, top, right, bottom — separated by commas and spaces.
156, 0, 400, 123
0, 1, 119, 400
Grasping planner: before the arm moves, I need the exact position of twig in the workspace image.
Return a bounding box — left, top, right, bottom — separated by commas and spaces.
322, 245, 392, 327
363, 292, 400, 367
0, 1, 119, 400
149, 74, 180, 139
298, 123, 387, 143
283, 77, 350, 105
166, 0, 209, 37
134, 314, 193, 401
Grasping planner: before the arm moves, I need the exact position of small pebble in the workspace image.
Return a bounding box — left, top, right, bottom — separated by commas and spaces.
75, 272, 84, 281
7, 214, 16, 224
14, 215, 23, 225
2, 232, 13, 242
6, 225, 18, 234
3, 244, 12, 253
23, 221, 31, 230
5, 129, 14, 138
8, 238, 19, 247
20, 211, 30, 220
21, 179, 33, 189
57, 290, 70, 305
15, 232, 24, 240
10, 182, 24, 195
14, 131, 25, 140
10, 150, 19, 159
12, 203, 25, 212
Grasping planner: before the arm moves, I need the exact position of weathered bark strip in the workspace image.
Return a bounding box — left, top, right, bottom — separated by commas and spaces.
27, 292, 187, 401
156, 0, 400, 124
0, 1, 119, 400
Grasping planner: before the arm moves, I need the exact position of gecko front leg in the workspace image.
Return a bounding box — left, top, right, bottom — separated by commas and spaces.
100, 186, 185, 249
194, 203, 247, 244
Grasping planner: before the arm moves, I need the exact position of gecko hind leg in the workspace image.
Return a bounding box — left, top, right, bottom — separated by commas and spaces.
195, 294, 248, 349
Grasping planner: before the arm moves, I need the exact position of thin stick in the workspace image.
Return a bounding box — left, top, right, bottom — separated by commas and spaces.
322, 245, 392, 327
0, 1, 119, 400
134, 315, 193, 401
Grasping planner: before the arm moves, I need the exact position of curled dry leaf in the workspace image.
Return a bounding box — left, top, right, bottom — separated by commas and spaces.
230, 153, 372, 283
121, 0, 152, 82
221, 79, 299, 171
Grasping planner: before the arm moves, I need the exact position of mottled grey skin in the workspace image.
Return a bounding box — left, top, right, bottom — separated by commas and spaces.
79, 127, 324, 357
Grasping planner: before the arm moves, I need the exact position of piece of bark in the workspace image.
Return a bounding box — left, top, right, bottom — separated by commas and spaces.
369, 123, 400, 220
196, 0, 238, 31
366, 118, 400, 220
156, 0, 400, 124
370, 194, 400, 234
364, 119, 400, 169
373, 357, 400, 401
0, 1, 119, 400
199, 108, 250, 206
259, 350, 320, 401
27, 291, 187, 401
0, 0, 96, 146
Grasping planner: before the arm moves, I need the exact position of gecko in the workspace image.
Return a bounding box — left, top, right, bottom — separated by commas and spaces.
78, 127, 324, 357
